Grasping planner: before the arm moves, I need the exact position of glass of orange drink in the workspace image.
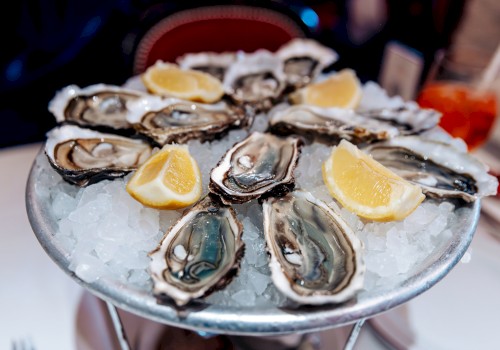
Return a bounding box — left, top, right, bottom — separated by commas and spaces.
417, 47, 498, 151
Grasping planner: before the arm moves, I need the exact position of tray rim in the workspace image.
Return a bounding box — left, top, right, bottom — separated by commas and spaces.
25, 149, 480, 336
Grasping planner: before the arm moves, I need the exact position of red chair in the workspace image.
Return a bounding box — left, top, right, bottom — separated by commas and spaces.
133, 5, 306, 74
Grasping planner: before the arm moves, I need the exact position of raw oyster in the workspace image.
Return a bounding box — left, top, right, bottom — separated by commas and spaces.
364, 136, 499, 201
149, 196, 244, 306
269, 105, 440, 144
127, 96, 246, 145
223, 50, 286, 111
177, 52, 236, 81
269, 105, 399, 144
276, 38, 338, 88
358, 106, 441, 136
45, 125, 152, 186
210, 132, 302, 204
49, 84, 143, 131
263, 190, 365, 304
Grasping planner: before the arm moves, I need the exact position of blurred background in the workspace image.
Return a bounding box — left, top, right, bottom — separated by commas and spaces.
2, 0, 498, 148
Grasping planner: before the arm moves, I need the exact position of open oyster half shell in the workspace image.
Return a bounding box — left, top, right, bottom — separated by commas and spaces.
149, 196, 244, 306
269, 104, 440, 144
223, 50, 286, 111
269, 105, 399, 144
177, 52, 236, 81
209, 132, 302, 204
364, 136, 498, 201
263, 190, 365, 305
276, 38, 339, 88
49, 84, 144, 132
127, 96, 246, 146
45, 125, 153, 186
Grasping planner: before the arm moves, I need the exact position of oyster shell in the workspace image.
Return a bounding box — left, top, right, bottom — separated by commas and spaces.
263, 190, 365, 304
276, 38, 338, 88
45, 125, 152, 186
269, 105, 399, 144
127, 96, 246, 145
364, 136, 498, 201
149, 196, 244, 306
269, 105, 440, 144
177, 52, 236, 81
223, 50, 286, 111
49, 84, 143, 132
209, 132, 302, 204
359, 106, 441, 136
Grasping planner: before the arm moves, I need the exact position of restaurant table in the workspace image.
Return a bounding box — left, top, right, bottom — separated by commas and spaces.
1, 142, 499, 349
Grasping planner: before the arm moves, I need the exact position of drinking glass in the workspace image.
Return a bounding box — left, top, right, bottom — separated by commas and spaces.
417, 47, 498, 150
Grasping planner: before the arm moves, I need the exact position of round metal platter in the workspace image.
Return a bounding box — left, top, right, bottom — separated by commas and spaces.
26, 151, 480, 336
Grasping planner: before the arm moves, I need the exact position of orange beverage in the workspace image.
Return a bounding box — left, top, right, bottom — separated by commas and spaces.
417, 82, 497, 150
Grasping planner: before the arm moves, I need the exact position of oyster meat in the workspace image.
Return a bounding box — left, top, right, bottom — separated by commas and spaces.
364, 136, 499, 201
263, 190, 365, 304
45, 125, 152, 186
223, 50, 286, 111
177, 52, 236, 81
210, 132, 302, 204
149, 196, 244, 306
49, 84, 143, 131
276, 38, 338, 88
127, 97, 246, 145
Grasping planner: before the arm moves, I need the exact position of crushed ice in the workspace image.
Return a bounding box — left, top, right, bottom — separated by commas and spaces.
36, 82, 461, 307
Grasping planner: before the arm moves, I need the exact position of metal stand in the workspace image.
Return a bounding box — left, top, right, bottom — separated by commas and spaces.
103, 302, 366, 350
343, 318, 366, 350
105, 301, 131, 350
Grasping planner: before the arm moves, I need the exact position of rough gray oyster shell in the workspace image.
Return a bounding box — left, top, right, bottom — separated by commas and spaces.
263, 190, 365, 304
45, 125, 152, 186
209, 132, 302, 204
49, 84, 143, 132
127, 97, 246, 146
149, 196, 244, 306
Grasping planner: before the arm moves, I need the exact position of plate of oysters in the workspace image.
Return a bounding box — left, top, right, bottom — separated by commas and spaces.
26, 39, 497, 335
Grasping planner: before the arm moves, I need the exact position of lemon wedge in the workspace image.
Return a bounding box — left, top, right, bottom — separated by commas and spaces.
142, 61, 224, 103
322, 140, 425, 221
126, 145, 202, 209
291, 69, 362, 108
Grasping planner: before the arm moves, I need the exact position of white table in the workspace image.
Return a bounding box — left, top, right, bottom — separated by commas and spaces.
0, 143, 82, 350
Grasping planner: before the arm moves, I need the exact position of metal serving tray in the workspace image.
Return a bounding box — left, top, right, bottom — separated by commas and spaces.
26, 151, 480, 336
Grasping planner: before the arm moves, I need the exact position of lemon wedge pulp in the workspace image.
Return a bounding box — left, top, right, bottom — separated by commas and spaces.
126, 145, 202, 209
142, 61, 224, 103
291, 69, 362, 108
322, 140, 425, 221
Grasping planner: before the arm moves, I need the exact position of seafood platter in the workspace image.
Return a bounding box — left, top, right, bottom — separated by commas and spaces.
26, 39, 497, 334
